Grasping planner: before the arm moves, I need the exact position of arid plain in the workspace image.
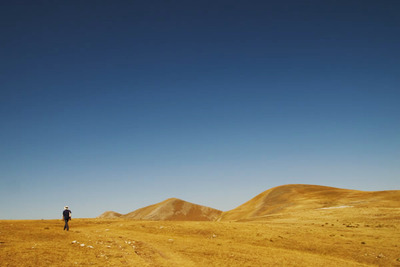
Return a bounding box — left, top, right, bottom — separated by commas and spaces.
1, 184, 399, 266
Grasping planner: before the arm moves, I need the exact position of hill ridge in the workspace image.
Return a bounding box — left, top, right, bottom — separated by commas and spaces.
219, 184, 399, 221
98, 198, 222, 221
98, 184, 400, 221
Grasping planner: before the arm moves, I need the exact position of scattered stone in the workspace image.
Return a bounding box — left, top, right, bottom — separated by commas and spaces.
212, 234, 217, 238
87, 245, 94, 249
377, 253, 384, 258
168, 239, 174, 243
159, 226, 164, 229
80, 244, 85, 247
346, 223, 359, 228
72, 240, 78, 244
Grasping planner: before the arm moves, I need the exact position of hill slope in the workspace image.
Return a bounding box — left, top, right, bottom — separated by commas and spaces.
97, 211, 122, 219
124, 198, 222, 221
219, 184, 400, 221
99, 198, 222, 221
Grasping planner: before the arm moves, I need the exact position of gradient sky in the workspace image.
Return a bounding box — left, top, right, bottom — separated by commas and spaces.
1, 1, 399, 219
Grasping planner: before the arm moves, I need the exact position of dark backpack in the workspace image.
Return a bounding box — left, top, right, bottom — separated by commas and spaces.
63, 209, 71, 220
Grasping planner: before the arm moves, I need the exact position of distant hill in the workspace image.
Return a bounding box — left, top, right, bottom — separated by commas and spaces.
219, 184, 400, 221
98, 211, 122, 219
99, 198, 222, 221
98, 184, 400, 222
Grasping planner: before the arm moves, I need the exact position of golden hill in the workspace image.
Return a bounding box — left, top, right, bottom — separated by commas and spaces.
101, 198, 222, 221
97, 211, 122, 219
98, 184, 399, 222
219, 184, 400, 221
125, 198, 222, 221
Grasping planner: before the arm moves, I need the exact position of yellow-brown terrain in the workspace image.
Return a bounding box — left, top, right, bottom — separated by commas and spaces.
98, 211, 122, 219
99, 198, 222, 221
1, 184, 399, 266
219, 184, 400, 221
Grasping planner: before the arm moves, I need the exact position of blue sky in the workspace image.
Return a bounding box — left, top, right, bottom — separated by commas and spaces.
1, 1, 399, 219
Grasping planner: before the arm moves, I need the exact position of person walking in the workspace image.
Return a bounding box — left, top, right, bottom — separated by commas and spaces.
63, 206, 72, 231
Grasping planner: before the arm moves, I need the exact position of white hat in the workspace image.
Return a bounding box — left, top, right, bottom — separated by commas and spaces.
64, 206, 69, 209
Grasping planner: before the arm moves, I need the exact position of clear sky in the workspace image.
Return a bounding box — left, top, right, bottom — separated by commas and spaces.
1, 1, 399, 219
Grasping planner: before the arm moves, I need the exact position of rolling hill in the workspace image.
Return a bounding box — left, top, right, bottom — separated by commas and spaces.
99, 198, 222, 221
98, 184, 399, 222
219, 184, 400, 221
98, 211, 122, 219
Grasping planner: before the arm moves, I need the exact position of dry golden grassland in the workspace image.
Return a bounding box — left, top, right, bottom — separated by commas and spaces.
1, 206, 399, 266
